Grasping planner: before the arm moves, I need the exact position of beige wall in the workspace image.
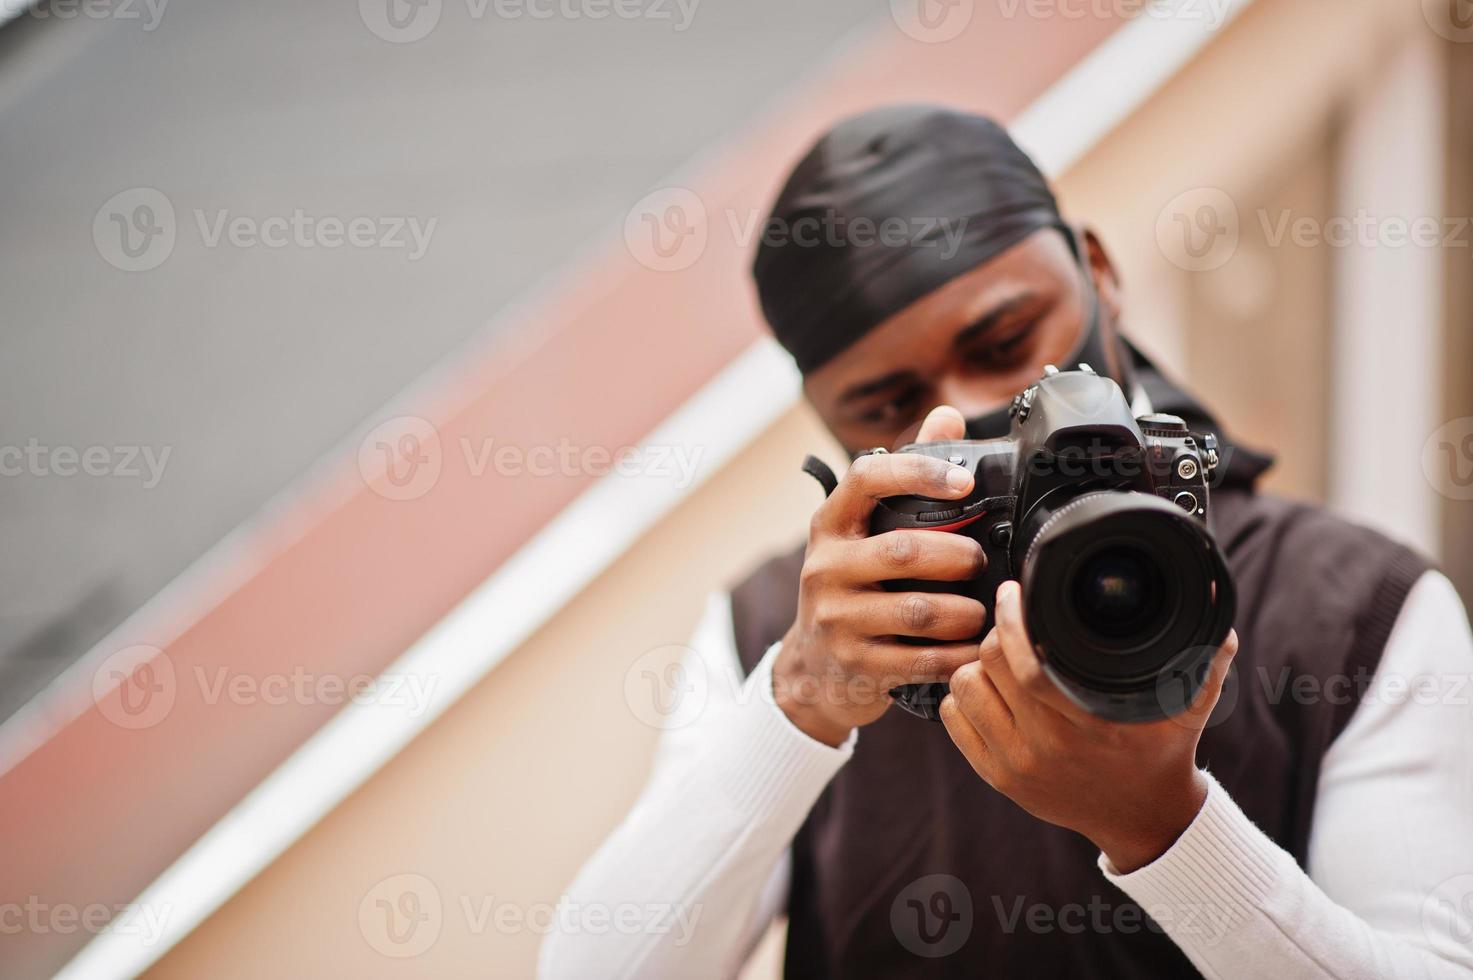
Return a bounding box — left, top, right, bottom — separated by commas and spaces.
1052, 0, 1420, 505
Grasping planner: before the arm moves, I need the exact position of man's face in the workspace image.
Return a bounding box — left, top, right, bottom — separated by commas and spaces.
803, 228, 1123, 454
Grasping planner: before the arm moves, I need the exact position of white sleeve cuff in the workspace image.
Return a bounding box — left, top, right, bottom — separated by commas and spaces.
704, 642, 856, 827
1097, 770, 1284, 947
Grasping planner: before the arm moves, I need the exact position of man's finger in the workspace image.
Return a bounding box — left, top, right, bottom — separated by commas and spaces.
858, 640, 980, 686
990, 580, 1080, 722
948, 658, 1015, 729
843, 530, 986, 584
820, 452, 973, 536
939, 691, 998, 786
915, 405, 966, 444
851, 591, 985, 643
1183, 629, 1239, 724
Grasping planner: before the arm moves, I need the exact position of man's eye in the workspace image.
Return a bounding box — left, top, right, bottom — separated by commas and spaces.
858, 388, 923, 426
965, 323, 1035, 367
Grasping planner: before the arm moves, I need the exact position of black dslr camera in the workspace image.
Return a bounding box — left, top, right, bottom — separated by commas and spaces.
869, 365, 1235, 723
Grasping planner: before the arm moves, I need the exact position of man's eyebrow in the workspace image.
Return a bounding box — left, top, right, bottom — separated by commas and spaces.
951, 292, 1038, 349
839, 370, 917, 405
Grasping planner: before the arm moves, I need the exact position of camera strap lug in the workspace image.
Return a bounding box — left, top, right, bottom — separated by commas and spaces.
801, 454, 839, 498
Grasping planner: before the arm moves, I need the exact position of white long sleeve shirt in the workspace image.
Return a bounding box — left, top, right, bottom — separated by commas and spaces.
540, 570, 1473, 979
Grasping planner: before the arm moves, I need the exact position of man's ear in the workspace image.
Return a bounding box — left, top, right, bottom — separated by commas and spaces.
1079, 226, 1123, 323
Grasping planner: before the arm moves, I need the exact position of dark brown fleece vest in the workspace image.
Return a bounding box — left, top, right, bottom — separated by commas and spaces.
728, 356, 1429, 979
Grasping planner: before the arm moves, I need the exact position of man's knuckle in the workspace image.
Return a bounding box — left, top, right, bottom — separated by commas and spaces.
807, 508, 829, 539
899, 593, 936, 631
810, 597, 844, 631
965, 539, 988, 575
881, 532, 920, 569
908, 647, 942, 679
799, 552, 834, 589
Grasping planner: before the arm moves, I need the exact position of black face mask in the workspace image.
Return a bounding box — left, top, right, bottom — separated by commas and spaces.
963, 236, 1129, 440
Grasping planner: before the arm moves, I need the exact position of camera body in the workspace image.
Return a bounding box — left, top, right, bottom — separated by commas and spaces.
869, 365, 1236, 722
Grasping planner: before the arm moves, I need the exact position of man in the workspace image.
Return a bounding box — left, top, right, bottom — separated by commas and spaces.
540, 106, 1473, 977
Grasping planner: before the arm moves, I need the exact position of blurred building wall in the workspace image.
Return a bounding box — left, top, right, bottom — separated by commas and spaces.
71, 0, 1462, 976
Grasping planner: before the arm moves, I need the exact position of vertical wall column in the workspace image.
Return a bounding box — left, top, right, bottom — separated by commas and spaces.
1329, 32, 1447, 557
1439, 35, 1473, 604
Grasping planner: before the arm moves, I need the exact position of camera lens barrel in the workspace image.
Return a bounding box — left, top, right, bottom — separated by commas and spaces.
1016, 490, 1235, 721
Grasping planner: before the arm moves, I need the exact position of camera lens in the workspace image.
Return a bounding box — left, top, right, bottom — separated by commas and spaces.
1070, 547, 1164, 640
1016, 490, 1235, 721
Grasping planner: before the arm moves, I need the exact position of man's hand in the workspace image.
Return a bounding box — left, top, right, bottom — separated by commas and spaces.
774, 406, 987, 747
941, 579, 1238, 873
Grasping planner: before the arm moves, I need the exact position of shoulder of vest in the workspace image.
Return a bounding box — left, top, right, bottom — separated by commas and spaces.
728, 542, 806, 678
1215, 488, 1433, 733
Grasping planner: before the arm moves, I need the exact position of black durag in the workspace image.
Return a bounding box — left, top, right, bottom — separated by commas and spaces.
752, 104, 1127, 438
